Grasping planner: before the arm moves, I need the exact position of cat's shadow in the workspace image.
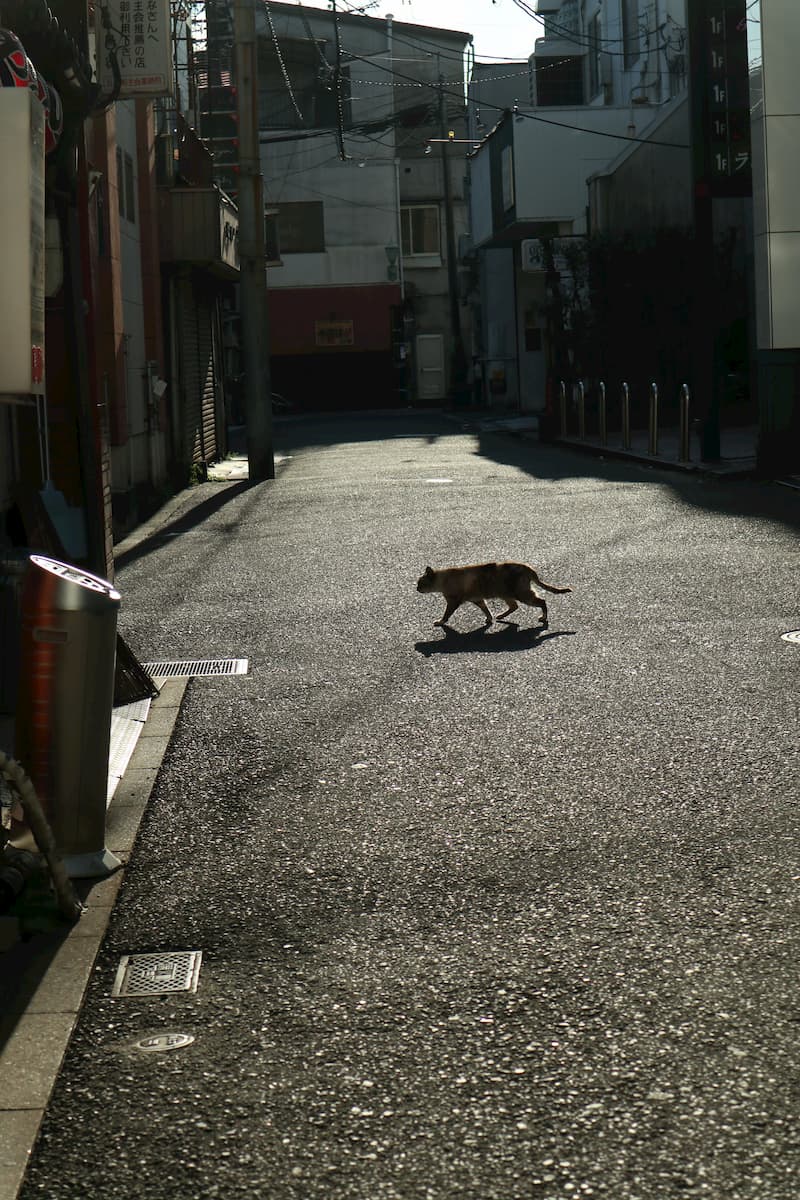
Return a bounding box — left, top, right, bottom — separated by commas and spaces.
415, 623, 576, 657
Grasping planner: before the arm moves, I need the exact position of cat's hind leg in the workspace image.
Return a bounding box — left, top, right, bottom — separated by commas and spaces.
497, 597, 518, 620
516, 589, 548, 627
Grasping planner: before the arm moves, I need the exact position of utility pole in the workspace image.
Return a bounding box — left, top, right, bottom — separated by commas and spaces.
233, 0, 274, 480
438, 67, 467, 405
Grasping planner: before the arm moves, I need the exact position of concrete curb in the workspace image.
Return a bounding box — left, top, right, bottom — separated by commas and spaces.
0, 678, 188, 1200
551, 435, 759, 480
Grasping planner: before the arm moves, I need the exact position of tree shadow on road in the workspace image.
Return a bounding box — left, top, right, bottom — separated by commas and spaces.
415, 624, 576, 657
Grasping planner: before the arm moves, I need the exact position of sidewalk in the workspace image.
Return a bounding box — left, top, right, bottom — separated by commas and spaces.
0, 579, 189, 1200
452, 409, 760, 479
554, 423, 759, 478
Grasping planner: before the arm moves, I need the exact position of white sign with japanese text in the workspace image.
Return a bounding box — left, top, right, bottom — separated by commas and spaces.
96, 0, 174, 98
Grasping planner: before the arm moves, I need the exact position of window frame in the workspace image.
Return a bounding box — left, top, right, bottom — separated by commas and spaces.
272, 200, 325, 255
400, 204, 441, 259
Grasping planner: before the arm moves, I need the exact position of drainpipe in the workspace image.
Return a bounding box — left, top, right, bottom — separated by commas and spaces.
394, 157, 405, 302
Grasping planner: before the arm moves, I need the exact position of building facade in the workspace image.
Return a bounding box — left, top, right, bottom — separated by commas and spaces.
467, 0, 690, 414
249, 3, 473, 410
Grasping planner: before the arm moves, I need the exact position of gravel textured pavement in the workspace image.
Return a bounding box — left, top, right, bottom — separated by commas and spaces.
17, 412, 800, 1200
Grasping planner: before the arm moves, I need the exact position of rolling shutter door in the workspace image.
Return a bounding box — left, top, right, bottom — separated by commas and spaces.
178, 273, 218, 466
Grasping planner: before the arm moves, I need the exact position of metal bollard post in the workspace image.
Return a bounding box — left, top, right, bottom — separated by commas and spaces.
621, 382, 631, 449
679, 384, 691, 462
559, 380, 567, 437
648, 381, 659, 455
598, 381, 607, 447
577, 380, 586, 440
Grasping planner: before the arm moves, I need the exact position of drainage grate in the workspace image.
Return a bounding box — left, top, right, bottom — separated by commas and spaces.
112, 950, 203, 997
142, 658, 248, 679
781, 631, 800, 645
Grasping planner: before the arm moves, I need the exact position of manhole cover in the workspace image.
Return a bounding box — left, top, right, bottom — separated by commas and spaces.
781, 631, 800, 645
132, 1032, 195, 1053
142, 658, 248, 679
112, 950, 203, 997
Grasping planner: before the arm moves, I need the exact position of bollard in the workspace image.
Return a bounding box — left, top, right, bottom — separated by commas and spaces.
559, 380, 567, 437
621, 382, 631, 449
14, 556, 122, 878
598, 381, 607, 447
577, 380, 586, 440
648, 381, 659, 456
679, 383, 691, 462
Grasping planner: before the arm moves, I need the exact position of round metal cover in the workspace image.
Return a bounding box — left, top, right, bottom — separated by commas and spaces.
781, 631, 800, 645
27, 554, 121, 609
132, 1032, 195, 1054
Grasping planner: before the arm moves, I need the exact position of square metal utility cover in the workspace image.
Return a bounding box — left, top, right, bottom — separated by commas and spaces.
112, 951, 203, 998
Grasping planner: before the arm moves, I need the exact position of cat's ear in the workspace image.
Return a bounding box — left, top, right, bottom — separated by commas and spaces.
424, 565, 433, 576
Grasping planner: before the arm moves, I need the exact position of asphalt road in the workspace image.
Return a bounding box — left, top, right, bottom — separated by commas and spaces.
18, 412, 800, 1199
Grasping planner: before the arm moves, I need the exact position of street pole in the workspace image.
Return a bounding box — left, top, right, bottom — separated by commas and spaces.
233, 0, 274, 481
438, 68, 467, 405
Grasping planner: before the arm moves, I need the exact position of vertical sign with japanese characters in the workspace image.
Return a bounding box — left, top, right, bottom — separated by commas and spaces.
690, 0, 752, 197
96, 0, 174, 97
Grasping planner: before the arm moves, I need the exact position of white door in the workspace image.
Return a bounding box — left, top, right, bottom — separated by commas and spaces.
416, 333, 445, 400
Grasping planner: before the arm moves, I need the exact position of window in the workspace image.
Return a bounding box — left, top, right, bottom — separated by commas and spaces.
622, 0, 640, 69
258, 62, 350, 130
124, 153, 136, 224
116, 148, 136, 224
271, 201, 325, 254
401, 205, 440, 257
534, 56, 584, 106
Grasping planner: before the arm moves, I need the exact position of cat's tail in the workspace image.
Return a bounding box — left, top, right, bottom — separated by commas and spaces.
529, 567, 571, 594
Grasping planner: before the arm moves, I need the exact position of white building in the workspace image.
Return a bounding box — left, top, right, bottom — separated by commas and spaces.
254, 3, 472, 409
467, 0, 688, 412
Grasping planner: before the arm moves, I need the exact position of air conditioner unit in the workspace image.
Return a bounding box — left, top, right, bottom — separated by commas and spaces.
458, 233, 475, 261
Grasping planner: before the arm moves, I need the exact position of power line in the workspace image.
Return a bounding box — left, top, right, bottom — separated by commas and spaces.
344, 50, 689, 149
263, 0, 305, 121
513, 0, 687, 58
257, 7, 689, 151
266, 172, 399, 213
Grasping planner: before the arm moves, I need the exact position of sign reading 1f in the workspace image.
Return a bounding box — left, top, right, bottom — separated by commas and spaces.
695, 0, 751, 197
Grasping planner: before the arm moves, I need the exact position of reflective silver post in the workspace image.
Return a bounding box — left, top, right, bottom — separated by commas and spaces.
599, 381, 607, 447
649, 381, 659, 456
679, 383, 691, 462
